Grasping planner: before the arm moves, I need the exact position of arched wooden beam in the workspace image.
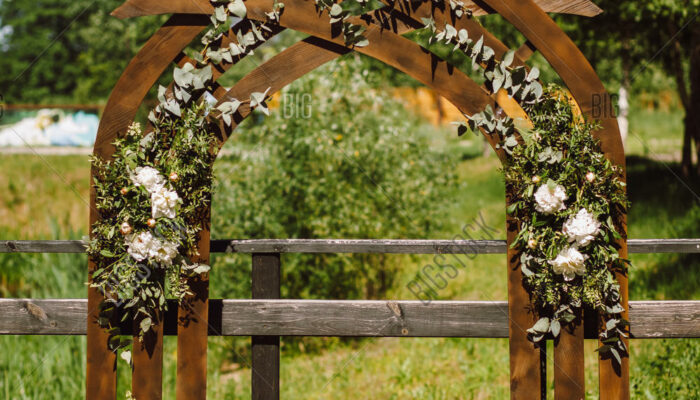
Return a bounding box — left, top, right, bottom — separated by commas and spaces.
88, 14, 210, 400
93, 14, 209, 158
111, 0, 602, 19
112, 0, 528, 69
202, 2, 534, 160
91, 16, 290, 400
98, 3, 624, 400
476, 1, 628, 399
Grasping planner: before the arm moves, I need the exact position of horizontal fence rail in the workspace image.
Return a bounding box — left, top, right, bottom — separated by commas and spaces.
1, 299, 698, 339
2, 238, 700, 254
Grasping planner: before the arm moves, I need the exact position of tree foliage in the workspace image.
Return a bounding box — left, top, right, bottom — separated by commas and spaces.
0, 0, 166, 103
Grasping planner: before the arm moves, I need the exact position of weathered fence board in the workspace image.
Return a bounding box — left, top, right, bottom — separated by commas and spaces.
3, 238, 699, 254
2, 299, 697, 338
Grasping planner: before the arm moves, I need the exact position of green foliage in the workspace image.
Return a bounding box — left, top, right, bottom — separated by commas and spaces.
212, 57, 458, 300
422, 18, 630, 359
88, 104, 217, 343
504, 89, 629, 356
0, 0, 166, 103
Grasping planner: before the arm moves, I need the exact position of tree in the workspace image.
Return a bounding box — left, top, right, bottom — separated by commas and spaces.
563, 0, 700, 177
0, 0, 165, 103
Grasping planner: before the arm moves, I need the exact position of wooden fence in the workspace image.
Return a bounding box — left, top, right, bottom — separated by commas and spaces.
2, 238, 699, 399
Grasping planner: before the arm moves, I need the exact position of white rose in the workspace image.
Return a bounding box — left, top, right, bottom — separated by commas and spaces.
549, 246, 587, 281
150, 240, 179, 266
563, 208, 601, 247
534, 183, 567, 214
126, 231, 156, 262
132, 166, 165, 193
151, 187, 180, 219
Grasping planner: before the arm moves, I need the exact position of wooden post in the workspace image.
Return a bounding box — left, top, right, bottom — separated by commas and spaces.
554, 309, 585, 399
506, 213, 544, 399
176, 210, 211, 399
86, 182, 117, 400
131, 305, 164, 400
252, 253, 281, 400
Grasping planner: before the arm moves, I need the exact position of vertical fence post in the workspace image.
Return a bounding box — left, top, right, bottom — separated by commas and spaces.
131, 273, 164, 400
252, 253, 281, 400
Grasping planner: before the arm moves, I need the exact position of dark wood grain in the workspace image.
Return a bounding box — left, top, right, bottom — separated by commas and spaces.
131, 305, 164, 400
506, 211, 543, 399
3, 299, 697, 338
252, 254, 281, 400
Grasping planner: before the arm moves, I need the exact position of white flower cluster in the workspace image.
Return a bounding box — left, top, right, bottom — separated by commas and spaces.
548, 246, 587, 281
125, 231, 179, 266
534, 183, 567, 214
532, 182, 602, 281
132, 166, 181, 219
548, 208, 601, 280
126, 166, 181, 264
563, 208, 601, 247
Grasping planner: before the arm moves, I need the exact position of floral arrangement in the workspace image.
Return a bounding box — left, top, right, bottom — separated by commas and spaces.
87, 0, 630, 364
88, 104, 217, 346
505, 92, 630, 363
419, 16, 630, 361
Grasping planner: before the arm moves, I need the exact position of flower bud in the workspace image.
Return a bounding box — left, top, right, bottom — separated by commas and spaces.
147, 218, 157, 228
169, 172, 179, 182
531, 175, 541, 184
120, 222, 132, 235
586, 172, 595, 183
527, 238, 537, 249
120, 187, 129, 195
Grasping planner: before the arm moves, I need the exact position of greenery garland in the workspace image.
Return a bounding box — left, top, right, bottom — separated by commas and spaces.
87, 0, 630, 364
420, 17, 630, 360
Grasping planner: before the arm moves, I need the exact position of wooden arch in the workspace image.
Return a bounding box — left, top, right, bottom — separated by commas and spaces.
89, 1, 628, 399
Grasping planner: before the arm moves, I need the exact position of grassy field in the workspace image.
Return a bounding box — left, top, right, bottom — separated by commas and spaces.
0, 108, 699, 399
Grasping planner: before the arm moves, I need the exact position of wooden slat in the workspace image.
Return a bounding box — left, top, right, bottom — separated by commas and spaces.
131, 305, 164, 400
554, 309, 585, 399
3, 238, 699, 254
176, 208, 211, 400
3, 299, 696, 338
506, 211, 543, 399
252, 254, 281, 400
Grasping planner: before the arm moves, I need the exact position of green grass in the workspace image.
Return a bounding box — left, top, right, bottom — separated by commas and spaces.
1, 106, 699, 399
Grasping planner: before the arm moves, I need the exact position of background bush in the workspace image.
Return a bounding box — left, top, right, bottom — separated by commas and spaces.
210, 56, 459, 301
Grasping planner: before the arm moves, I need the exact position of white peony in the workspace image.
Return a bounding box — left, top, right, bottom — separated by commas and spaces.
534, 183, 568, 214
126, 231, 157, 262
132, 166, 165, 193
549, 246, 587, 281
563, 208, 601, 247
125, 231, 179, 265
150, 240, 179, 266
151, 187, 180, 219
